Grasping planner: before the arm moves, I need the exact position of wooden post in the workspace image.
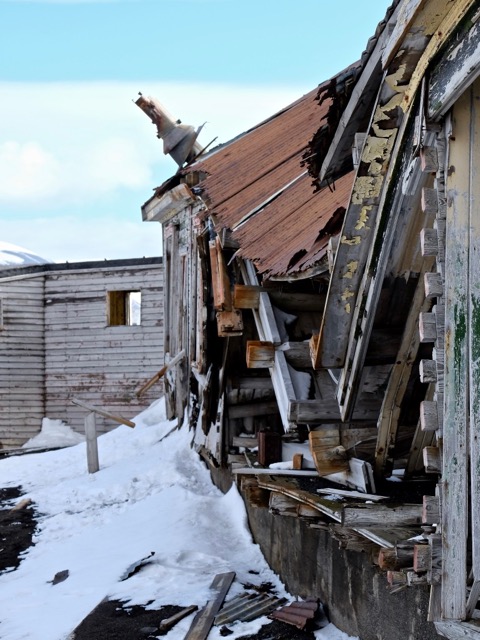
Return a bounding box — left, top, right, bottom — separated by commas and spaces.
85, 412, 99, 474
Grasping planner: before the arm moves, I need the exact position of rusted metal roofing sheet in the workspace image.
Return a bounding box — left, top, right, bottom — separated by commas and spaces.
235, 171, 353, 279
188, 83, 355, 279
268, 599, 321, 630
214, 592, 287, 625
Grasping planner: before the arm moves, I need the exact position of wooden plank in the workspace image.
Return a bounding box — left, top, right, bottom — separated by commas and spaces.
232, 468, 319, 477
441, 87, 470, 621
233, 284, 260, 309
318, 3, 400, 183
246, 341, 275, 368
239, 261, 296, 431
229, 377, 273, 390
288, 399, 379, 423
374, 261, 432, 476
71, 398, 135, 428
278, 341, 311, 369
184, 572, 235, 640
467, 75, 480, 621
256, 476, 343, 522
258, 292, 281, 345
314, 0, 445, 371
435, 620, 480, 639
429, 7, 480, 119
341, 504, 423, 528
381, 0, 426, 68
227, 401, 278, 420
316, 488, 387, 502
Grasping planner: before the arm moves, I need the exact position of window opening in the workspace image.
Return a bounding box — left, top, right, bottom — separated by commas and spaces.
107, 291, 141, 326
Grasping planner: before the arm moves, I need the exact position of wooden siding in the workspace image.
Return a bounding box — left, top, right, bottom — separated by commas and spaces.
44, 264, 164, 434
0, 275, 46, 447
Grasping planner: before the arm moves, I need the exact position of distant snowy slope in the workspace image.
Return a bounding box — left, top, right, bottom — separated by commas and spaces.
0, 241, 51, 267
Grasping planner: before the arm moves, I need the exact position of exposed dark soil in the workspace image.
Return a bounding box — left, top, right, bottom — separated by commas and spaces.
0, 486, 38, 575
71, 599, 317, 640
71, 600, 186, 639
0, 487, 317, 640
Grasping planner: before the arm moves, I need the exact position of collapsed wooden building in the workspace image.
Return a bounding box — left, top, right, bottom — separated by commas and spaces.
138, 0, 480, 637
0, 257, 164, 447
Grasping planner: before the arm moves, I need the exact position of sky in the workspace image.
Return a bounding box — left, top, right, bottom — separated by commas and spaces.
0, 0, 393, 263
0, 399, 358, 640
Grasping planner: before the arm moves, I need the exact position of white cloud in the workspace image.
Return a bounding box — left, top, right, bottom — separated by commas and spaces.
0, 80, 311, 260
0, 215, 163, 263
0, 141, 61, 201
0, 81, 310, 207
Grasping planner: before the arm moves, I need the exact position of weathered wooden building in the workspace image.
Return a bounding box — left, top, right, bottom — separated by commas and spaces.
139, 0, 480, 637
0, 257, 164, 448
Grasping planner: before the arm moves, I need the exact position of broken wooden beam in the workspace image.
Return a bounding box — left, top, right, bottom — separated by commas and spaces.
136, 349, 186, 397
71, 398, 135, 428
309, 429, 349, 476
159, 605, 198, 632
233, 284, 260, 309
246, 341, 275, 368
341, 504, 423, 527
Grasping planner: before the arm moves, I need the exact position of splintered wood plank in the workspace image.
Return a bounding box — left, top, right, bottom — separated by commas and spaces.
428, 5, 480, 119
467, 77, 480, 620
442, 88, 470, 621
256, 476, 343, 522
184, 572, 236, 640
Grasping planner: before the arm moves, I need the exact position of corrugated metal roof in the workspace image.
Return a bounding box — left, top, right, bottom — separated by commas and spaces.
268, 599, 321, 630
214, 593, 287, 625
187, 83, 355, 279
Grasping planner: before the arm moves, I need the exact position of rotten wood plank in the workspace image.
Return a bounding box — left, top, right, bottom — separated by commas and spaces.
341, 503, 423, 528
428, 5, 480, 119
314, 0, 452, 372
184, 572, 236, 640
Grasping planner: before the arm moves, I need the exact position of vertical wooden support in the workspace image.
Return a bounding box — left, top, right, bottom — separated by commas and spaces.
442, 89, 470, 621
85, 412, 99, 474
467, 79, 480, 619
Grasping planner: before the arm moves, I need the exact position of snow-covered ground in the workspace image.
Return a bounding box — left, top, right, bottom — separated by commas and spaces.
0, 399, 357, 640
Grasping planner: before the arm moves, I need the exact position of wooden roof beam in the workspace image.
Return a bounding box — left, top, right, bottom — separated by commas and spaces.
318, 5, 400, 185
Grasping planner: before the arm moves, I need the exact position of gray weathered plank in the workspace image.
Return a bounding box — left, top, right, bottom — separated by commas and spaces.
184, 572, 236, 640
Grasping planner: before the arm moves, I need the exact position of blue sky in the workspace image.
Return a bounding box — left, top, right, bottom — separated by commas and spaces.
1, 0, 392, 262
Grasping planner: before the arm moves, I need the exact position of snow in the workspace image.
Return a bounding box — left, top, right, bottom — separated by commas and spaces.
22, 418, 85, 449
0, 398, 358, 640
0, 241, 51, 267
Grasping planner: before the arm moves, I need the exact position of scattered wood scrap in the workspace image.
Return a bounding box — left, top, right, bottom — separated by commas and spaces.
158, 605, 198, 632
